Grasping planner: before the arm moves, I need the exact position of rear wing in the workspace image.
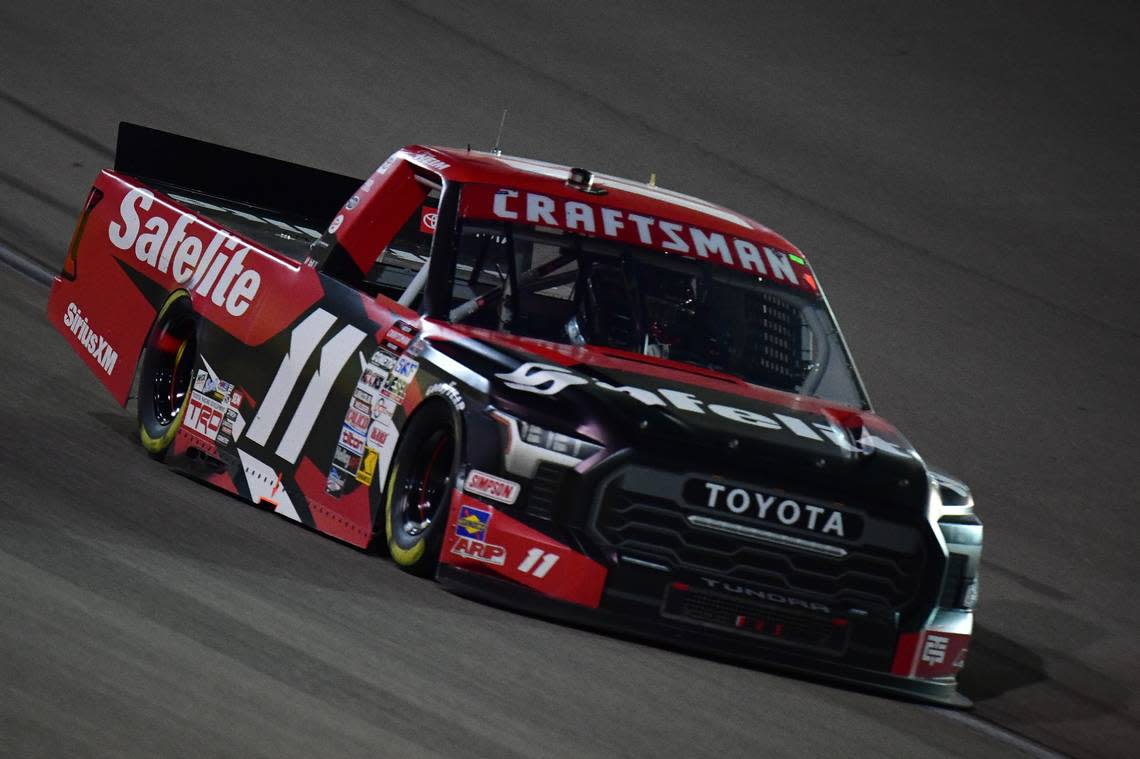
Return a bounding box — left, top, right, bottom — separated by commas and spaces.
114, 122, 363, 226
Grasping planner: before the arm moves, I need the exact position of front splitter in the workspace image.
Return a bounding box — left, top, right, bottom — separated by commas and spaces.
437, 563, 972, 709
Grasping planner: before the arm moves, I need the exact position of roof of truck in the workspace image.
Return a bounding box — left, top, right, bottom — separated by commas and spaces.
397, 145, 805, 259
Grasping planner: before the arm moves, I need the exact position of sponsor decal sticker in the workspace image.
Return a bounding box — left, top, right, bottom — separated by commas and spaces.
690, 480, 858, 539
372, 394, 398, 420
409, 151, 449, 172
328, 214, 344, 234
380, 355, 418, 403
382, 322, 415, 350
107, 189, 261, 317
370, 349, 397, 370
62, 302, 118, 376
451, 505, 509, 566
455, 504, 491, 542
359, 368, 386, 390
332, 445, 362, 473
186, 393, 226, 440
452, 536, 507, 565
345, 407, 371, 434
921, 634, 949, 666
419, 207, 438, 234
496, 362, 909, 458
326, 466, 346, 495
366, 418, 395, 452
465, 470, 520, 505
355, 448, 378, 486
339, 425, 366, 455
467, 185, 815, 291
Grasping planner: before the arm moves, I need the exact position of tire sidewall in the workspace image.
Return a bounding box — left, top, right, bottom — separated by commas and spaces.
383, 399, 463, 575
137, 290, 195, 458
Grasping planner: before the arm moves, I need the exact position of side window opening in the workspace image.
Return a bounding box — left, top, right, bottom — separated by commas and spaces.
361, 184, 440, 307
449, 222, 581, 341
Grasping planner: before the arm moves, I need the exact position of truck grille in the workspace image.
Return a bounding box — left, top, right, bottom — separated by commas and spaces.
596, 471, 926, 612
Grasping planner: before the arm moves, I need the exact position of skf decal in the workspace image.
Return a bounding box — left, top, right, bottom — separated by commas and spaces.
62, 302, 118, 375
465, 470, 520, 505
107, 188, 261, 316
380, 356, 418, 403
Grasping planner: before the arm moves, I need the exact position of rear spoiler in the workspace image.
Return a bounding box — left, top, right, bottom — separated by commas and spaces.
114, 122, 364, 223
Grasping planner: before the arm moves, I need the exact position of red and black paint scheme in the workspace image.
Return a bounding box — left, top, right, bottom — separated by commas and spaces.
47, 124, 982, 707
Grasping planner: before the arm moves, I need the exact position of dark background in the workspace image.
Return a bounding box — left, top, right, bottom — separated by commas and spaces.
1, 2, 1137, 757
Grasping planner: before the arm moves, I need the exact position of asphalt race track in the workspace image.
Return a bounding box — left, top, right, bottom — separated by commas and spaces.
2, 2, 1137, 757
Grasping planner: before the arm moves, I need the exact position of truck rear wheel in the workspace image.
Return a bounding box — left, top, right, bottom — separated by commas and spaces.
137, 291, 197, 460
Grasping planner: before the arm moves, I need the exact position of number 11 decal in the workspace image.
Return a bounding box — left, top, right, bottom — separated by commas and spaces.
517, 548, 559, 578
246, 308, 365, 464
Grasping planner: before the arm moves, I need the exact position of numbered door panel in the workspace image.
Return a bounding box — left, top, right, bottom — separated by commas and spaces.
179, 272, 427, 547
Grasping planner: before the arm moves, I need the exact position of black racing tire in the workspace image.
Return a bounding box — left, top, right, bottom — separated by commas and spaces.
136, 290, 197, 461
383, 400, 462, 577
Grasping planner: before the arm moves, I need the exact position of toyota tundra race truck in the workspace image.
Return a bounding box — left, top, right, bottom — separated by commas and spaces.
46, 123, 983, 706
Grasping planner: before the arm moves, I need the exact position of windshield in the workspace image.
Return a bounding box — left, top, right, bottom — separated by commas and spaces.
448, 219, 868, 409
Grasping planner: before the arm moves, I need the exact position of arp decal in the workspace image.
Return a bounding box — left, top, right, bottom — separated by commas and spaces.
443, 494, 607, 607
452, 504, 507, 566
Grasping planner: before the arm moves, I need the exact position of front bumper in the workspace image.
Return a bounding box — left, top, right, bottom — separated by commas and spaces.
437, 485, 975, 708
438, 561, 972, 708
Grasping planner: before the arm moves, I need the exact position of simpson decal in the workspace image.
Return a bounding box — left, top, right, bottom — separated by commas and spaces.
465, 470, 520, 505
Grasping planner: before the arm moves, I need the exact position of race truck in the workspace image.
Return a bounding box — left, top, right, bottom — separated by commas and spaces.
46, 123, 983, 705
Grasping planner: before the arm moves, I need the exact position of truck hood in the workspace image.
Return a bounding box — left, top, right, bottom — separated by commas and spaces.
432, 326, 931, 515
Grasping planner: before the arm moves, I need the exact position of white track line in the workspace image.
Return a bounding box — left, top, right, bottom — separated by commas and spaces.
0, 242, 53, 286
933, 708, 1069, 758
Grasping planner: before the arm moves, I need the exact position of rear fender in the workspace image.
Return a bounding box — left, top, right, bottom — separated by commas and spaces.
47, 170, 325, 405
